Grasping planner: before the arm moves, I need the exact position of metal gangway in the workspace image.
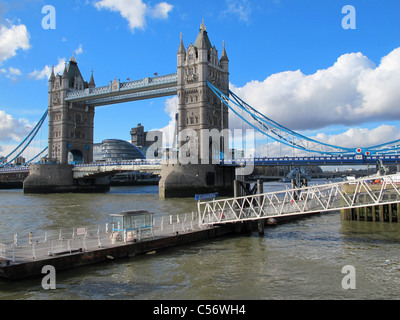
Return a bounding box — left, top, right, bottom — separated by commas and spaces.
198, 174, 400, 226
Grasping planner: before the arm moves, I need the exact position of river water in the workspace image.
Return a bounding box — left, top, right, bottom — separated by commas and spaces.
1, 180, 400, 300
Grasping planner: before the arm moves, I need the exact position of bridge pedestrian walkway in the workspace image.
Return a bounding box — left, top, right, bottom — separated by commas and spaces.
197, 174, 400, 226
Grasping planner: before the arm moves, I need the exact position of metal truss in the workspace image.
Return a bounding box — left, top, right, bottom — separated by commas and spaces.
72, 160, 162, 178
197, 174, 400, 226
84, 86, 177, 106
65, 73, 177, 106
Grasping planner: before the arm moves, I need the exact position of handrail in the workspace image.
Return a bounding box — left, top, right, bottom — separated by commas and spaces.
198, 174, 400, 226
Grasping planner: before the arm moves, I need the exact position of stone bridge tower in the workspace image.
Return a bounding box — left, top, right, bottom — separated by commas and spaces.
48, 56, 95, 164
24, 58, 106, 194
159, 22, 235, 198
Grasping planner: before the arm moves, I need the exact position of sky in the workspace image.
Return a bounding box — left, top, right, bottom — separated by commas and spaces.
1, 0, 400, 159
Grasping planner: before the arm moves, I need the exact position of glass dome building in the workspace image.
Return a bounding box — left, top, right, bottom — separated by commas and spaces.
97, 139, 146, 162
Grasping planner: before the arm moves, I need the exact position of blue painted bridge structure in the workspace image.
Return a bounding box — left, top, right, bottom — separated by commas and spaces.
224, 155, 400, 166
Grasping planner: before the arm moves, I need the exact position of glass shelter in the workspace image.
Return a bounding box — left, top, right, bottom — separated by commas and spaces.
110, 210, 154, 242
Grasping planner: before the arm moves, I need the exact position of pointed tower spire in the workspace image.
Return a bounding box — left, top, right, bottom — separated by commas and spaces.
178, 32, 186, 54
62, 62, 68, 79
89, 69, 96, 88
49, 65, 55, 81
200, 18, 206, 31
220, 40, 229, 62
70, 52, 77, 63
194, 19, 212, 50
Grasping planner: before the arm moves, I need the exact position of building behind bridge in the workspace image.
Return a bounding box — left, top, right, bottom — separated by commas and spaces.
130, 123, 163, 159
93, 139, 145, 162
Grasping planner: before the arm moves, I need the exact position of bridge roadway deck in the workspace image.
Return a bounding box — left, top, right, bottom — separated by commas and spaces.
72, 161, 161, 178
2, 153, 400, 178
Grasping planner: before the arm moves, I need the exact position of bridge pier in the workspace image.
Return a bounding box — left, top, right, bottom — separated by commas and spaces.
159, 164, 234, 198
23, 164, 110, 194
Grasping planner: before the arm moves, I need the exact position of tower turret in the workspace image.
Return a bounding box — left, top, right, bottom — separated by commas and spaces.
49, 65, 55, 83
89, 69, 96, 88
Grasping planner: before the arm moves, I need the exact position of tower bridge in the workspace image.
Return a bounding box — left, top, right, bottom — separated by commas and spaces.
23, 21, 235, 197
3, 21, 400, 197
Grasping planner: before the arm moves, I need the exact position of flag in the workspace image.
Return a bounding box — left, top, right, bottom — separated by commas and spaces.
154, 73, 158, 76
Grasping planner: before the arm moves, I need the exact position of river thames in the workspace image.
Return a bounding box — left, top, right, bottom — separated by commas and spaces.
1, 180, 400, 300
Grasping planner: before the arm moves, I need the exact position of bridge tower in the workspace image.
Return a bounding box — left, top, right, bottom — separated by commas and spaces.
24, 56, 104, 193
159, 22, 235, 198
48, 56, 95, 164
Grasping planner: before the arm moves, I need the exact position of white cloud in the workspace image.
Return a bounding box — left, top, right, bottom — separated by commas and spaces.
0, 66, 22, 80
0, 110, 33, 144
150, 2, 173, 19
0, 21, 30, 64
29, 58, 66, 81
6, 66, 21, 80
74, 44, 83, 55
94, 0, 147, 31
7, 66, 21, 76
230, 48, 400, 131
224, 0, 252, 23
94, 0, 173, 32
315, 125, 400, 150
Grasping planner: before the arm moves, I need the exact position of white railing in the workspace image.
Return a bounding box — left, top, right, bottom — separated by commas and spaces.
0, 211, 204, 264
65, 73, 178, 102
198, 174, 400, 226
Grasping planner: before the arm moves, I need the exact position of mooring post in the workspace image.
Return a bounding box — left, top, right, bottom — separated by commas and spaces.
257, 180, 265, 236
234, 180, 240, 198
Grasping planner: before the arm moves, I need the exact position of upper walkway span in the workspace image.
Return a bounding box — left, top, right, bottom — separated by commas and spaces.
65, 73, 177, 106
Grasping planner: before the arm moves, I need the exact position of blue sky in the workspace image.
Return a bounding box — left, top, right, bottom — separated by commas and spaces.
1, 0, 400, 157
